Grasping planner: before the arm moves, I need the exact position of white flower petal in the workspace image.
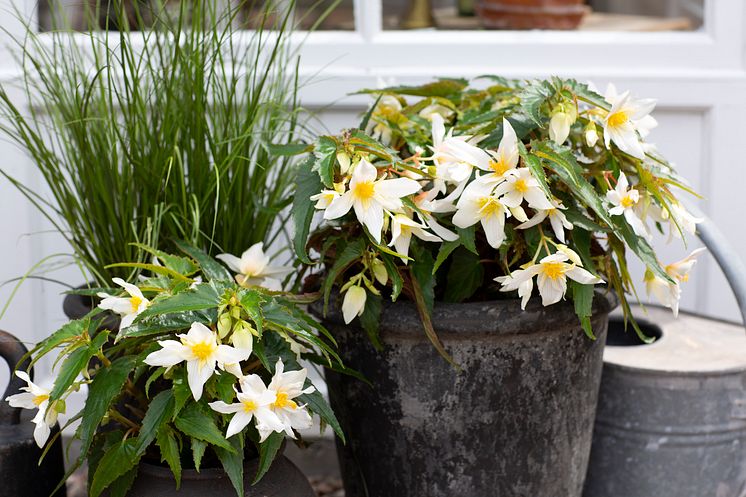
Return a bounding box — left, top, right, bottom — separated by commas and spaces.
324, 192, 355, 220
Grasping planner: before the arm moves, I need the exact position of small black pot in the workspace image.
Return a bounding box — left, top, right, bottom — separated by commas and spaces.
318, 291, 617, 497
115, 453, 314, 497
63, 285, 120, 330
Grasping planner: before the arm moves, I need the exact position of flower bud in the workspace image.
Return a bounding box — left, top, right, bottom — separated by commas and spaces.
585, 122, 599, 147
217, 312, 232, 338
341, 286, 367, 324
231, 324, 254, 353
371, 259, 388, 285
337, 151, 351, 175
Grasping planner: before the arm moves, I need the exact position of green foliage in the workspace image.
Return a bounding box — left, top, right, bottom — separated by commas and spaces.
0, 0, 307, 285
298, 75, 700, 361
292, 155, 323, 264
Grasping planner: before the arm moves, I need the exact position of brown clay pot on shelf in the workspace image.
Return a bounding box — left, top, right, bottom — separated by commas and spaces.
476, 0, 586, 30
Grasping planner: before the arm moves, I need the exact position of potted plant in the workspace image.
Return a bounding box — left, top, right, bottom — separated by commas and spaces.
0, 0, 308, 315
5, 242, 346, 496
292, 76, 703, 496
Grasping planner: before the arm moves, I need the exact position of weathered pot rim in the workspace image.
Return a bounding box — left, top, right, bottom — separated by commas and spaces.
315, 289, 618, 338
138, 462, 231, 481
63, 283, 120, 329
136, 441, 285, 481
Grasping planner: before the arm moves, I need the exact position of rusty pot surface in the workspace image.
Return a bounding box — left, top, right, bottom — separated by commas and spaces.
318, 291, 616, 497
476, 0, 586, 29
121, 454, 314, 497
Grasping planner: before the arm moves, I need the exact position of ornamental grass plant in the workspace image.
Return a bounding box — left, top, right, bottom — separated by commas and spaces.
294, 77, 703, 362
0, 0, 312, 285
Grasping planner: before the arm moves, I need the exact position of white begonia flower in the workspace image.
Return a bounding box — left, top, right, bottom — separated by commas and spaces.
341, 286, 367, 324
606, 172, 651, 242
495, 269, 534, 310
429, 113, 491, 185
97, 277, 150, 330
452, 180, 511, 249
494, 168, 554, 211
517, 200, 574, 243
266, 359, 315, 439
144, 322, 250, 401
496, 252, 603, 307
669, 202, 702, 239
602, 84, 658, 160
365, 95, 401, 146
419, 103, 454, 122
412, 191, 460, 241
476, 118, 520, 184
549, 109, 576, 145
310, 190, 338, 210
323, 159, 421, 244
5, 371, 58, 448
645, 248, 706, 317
217, 242, 291, 291
389, 214, 441, 263
209, 374, 285, 441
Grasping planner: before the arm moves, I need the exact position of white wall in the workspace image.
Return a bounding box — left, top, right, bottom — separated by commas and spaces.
2, 0, 746, 397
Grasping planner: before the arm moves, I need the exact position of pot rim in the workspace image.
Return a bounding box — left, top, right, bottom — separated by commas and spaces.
137, 462, 231, 481
316, 289, 618, 338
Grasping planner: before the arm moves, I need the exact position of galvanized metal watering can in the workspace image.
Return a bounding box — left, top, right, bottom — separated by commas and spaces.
0, 329, 67, 497
584, 206, 746, 497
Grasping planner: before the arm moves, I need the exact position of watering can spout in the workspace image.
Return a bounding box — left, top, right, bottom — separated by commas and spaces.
685, 201, 746, 328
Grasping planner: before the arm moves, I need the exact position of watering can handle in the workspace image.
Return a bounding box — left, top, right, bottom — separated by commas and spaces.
685, 202, 746, 328
0, 330, 31, 425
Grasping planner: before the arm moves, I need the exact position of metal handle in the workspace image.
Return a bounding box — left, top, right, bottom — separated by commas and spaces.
0, 330, 31, 425
685, 202, 746, 328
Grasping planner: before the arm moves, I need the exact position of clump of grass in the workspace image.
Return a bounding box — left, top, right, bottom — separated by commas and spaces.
0, 0, 311, 285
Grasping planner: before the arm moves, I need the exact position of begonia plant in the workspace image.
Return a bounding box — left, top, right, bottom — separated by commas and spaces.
6, 242, 344, 497
293, 77, 703, 362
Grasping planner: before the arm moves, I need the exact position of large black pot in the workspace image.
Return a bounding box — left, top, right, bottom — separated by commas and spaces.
120, 453, 315, 497
319, 291, 616, 497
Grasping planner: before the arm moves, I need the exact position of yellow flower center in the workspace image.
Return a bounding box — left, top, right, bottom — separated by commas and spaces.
190, 341, 216, 362
353, 181, 375, 201
378, 105, 398, 118
541, 262, 567, 280
130, 296, 143, 313
607, 110, 629, 128
272, 392, 297, 410
33, 394, 49, 406
665, 264, 688, 282
620, 194, 636, 208
242, 400, 257, 413
489, 158, 511, 176
514, 179, 529, 193
478, 197, 503, 217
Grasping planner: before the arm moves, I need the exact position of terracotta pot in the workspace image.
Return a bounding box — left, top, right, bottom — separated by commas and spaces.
318, 290, 617, 497
476, 0, 586, 30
